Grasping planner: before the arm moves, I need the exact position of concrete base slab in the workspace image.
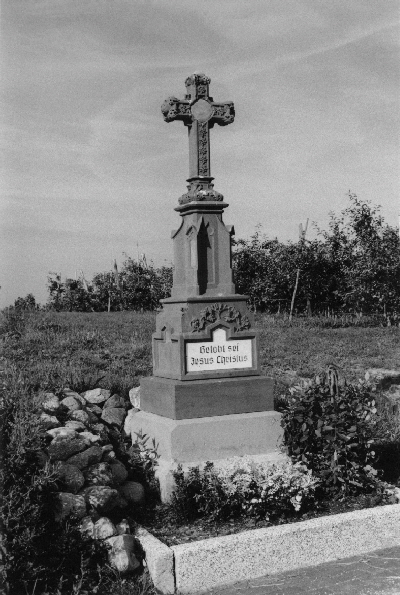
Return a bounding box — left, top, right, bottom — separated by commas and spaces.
126, 410, 284, 501
140, 375, 274, 419
135, 504, 400, 595
127, 410, 283, 462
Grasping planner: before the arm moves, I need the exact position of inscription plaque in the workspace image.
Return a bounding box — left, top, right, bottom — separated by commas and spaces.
186, 328, 253, 373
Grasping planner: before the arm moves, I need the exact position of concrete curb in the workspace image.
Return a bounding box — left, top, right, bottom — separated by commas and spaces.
136, 527, 175, 594
136, 504, 400, 594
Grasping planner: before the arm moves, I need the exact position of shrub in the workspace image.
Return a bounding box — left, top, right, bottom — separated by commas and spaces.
170, 459, 320, 523
171, 463, 231, 522
281, 368, 380, 496
218, 458, 320, 520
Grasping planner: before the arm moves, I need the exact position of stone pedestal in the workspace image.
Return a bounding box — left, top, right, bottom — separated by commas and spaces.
140, 376, 274, 419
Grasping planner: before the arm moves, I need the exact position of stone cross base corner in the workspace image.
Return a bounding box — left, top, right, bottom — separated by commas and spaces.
126, 409, 286, 501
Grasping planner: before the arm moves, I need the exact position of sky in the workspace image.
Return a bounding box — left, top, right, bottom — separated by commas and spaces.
1, 0, 399, 307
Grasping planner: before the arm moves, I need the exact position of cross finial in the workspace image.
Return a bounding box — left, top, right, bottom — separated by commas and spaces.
184, 73, 211, 101
161, 74, 235, 204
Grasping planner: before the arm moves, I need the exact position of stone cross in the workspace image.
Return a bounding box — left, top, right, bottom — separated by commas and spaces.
161, 73, 235, 204
129, 73, 281, 503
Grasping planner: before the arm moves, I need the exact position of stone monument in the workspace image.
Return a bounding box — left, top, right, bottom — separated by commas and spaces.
127, 74, 283, 499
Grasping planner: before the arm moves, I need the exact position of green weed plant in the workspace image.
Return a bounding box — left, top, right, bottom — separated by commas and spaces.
170, 459, 319, 523
281, 371, 380, 496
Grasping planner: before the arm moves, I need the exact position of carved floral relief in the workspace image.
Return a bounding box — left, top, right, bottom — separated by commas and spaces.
190, 303, 251, 333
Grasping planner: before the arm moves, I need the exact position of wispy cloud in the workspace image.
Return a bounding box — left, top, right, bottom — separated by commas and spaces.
1, 0, 399, 306
275, 19, 399, 67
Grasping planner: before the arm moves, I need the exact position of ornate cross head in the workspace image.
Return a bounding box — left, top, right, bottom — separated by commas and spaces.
161, 74, 235, 204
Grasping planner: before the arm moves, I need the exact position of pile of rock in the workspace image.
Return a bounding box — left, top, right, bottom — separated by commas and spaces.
39, 386, 144, 574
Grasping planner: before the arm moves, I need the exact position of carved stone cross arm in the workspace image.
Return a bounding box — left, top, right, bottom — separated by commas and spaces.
161, 96, 191, 124
161, 74, 235, 204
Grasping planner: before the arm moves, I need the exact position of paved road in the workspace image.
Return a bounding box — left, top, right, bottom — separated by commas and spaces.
207, 546, 400, 595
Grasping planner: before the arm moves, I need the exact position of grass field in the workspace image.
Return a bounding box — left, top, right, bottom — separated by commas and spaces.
258, 315, 400, 384
1, 309, 399, 594
2, 310, 399, 398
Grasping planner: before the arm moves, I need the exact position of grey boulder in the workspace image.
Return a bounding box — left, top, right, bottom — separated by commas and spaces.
65, 420, 87, 432
129, 387, 141, 409
82, 388, 111, 404
40, 413, 61, 430
69, 410, 90, 425
42, 394, 60, 415
104, 394, 127, 409
83, 486, 123, 513
67, 445, 103, 470
101, 407, 126, 429
60, 396, 82, 412
57, 462, 85, 494
89, 423, 109, 443
62, 388, 86, 406
93, 517, 118, 540
80, 516, 95, 538
102, 449, 116, 463
118, 481, 145, 505
55, 492, 87, 521
84, 462, 114, 486
48, 436, 88, 461
86, 404, 103, 417
110, 460, 128, 485
80, 431, 101, 445
116, 519, 130, 535
47, 427, 77, 440
105, 534, 140, 574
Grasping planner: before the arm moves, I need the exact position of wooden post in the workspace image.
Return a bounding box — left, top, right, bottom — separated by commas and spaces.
289, 219, 308, 324
289, 270, 300, 323
108, 272, 111, 313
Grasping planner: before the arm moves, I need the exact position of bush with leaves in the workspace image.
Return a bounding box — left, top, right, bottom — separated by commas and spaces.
171, 463, 232, 522
218, 458, 320, 520
170, 459, 320, 523
281, 370, 380, 496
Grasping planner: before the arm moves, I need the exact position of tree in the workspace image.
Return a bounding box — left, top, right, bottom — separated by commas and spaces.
118, 257, 172, 311
47, 258, 173, 312
321, 192, 400, 315
234, 193, 400, 316
47, 275, 94, 312
14, 294, 37, 310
